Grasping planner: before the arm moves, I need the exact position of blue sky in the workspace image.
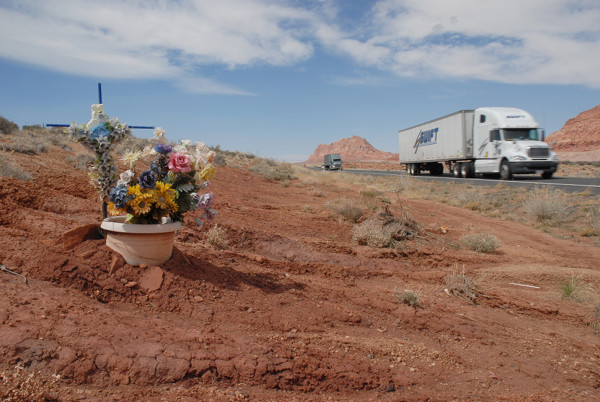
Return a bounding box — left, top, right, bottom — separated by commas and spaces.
1, 0, 599, 162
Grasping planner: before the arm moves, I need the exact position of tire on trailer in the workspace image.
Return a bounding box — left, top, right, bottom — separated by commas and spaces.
453, 163, 462, 178
499, 160, 512, 180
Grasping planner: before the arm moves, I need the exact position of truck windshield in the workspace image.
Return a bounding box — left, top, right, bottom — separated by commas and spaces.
503, 129, 539, 141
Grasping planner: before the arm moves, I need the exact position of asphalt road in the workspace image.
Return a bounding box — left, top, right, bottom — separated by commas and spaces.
317, 168, 600, 195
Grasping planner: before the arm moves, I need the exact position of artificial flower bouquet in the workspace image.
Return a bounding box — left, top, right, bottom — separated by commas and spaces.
107, 128, 217, 225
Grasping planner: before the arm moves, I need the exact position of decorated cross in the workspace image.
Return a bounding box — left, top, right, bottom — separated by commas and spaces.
53, 83, 155, 221
45, 83, 155, 130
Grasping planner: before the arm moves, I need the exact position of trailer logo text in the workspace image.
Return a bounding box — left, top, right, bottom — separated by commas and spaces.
413, 127, 439, 151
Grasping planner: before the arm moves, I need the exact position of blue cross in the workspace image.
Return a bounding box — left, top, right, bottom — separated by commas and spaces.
45, 83, 154, 130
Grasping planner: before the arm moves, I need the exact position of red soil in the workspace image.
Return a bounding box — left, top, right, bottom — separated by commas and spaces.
1, 141, 600, 400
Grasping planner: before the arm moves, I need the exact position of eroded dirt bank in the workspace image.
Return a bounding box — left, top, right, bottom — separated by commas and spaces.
1, 145, 600, 400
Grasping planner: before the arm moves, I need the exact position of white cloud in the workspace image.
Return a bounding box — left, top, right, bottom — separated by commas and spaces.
334, 0, 600, 87
0, 0, 318, 93
1, 0, 599, 90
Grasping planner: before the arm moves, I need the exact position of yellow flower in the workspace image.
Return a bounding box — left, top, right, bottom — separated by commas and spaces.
153, 181, 178, 211
198, 163, 216, 182
128, 184, 154, 215
107, 201, 126, 216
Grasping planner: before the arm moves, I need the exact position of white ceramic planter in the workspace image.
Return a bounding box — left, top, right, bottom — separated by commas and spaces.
100, 216, 182, 265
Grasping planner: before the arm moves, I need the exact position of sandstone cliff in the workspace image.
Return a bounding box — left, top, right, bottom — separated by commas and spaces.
306, 135, 398, 164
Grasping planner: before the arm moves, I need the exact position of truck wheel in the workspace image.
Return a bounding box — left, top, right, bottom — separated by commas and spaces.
453, 163, 462, 178
407, 164, 413, 175
500, 161, 512, 180
461, 162, 474, 178
542, 171, 553, 179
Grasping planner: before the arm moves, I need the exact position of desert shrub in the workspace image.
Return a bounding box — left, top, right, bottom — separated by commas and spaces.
205, 224, 230, 250
0, 135, 48, 154
0, 155, 32, 181
445, 268, 479, 304
66, 153, 95, 171
325, 198, 364, 222
560, 274, 592, 301
249, 158, 296, 181
352, 209, 420, 248
0, 115, 19, 134
523, 187, 572, 225
457, 189, 488, 211
395, 288, 422, 308
460, 233, 501, 253
309, 188, 325, 197
302, 205, 313, 212
580, 208, 600, 237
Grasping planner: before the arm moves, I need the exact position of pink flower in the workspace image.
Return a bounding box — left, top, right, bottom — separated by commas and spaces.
168, 153, 191, 173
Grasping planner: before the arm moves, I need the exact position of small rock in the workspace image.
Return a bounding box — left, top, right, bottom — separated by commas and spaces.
139, 263, 148, 269
125, 281, 137, 288
194, 296, 204, 303
120, 278, 128, 284
139, 266, 164, 292
384, 385, 395, 392
61, 224, 100, 250
367, 354, 375, 359
255, 255, 264, 263
109, 254, 126, 275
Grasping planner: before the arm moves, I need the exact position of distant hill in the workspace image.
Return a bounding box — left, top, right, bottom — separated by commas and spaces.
306, 135, 398, 164
545, 104, 600, 152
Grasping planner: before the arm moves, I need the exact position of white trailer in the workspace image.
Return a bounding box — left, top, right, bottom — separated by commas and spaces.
398, 107, 559, 179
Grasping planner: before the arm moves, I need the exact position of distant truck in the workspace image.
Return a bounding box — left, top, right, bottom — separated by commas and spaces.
398, 107, 559, 179
323, 153, 343, 170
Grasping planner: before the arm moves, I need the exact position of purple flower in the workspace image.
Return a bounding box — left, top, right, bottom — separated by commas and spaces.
109, 184, 132, 209
138, 169, 157, 190
195, 193, 214, 210
155, 143, 172, 154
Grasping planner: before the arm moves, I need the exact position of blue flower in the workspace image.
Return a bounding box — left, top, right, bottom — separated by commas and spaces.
90, 124, 111, 140
155, 143, 172, 154
109, 184, 132, 209
138, 169, 157, 190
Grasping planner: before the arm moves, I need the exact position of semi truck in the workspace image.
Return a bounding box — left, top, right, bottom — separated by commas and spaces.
398, 107, 559, 179
323, 153, 343, 170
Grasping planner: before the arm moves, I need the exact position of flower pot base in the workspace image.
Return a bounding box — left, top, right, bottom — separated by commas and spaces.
101, 216, 181, 266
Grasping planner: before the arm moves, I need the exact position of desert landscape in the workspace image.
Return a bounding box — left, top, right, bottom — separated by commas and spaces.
0, 106, 600, 400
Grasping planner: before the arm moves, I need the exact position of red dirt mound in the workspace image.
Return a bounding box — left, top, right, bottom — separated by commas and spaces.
546, 104, 600, 152
305, 135, 398, 164
1, 135, 600, 399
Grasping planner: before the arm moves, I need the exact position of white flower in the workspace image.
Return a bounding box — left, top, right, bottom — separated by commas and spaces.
173, 144, 189, 155
141, 145, 154, 158
118, 170, 134, 186
121, 149, 143, 168
153, 127, 165, 139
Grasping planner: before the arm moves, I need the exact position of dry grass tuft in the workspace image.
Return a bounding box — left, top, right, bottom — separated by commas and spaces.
205, 224, 230, 250
325, 198, 364, 222
560, 274, 593, 301
0, 155, 32, 181
249, 158, 296, 181
460, 233, 501, 253
395, 288, 423, 308
445, 267, 480, 304
523, 187, 572, 225
352, 207, 420, 248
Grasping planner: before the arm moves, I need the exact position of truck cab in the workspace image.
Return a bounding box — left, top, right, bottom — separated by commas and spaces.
472, 107, 559, 179
323, 153, 343, 170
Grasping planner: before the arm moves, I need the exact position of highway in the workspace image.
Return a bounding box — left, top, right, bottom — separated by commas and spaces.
317, 168, 600, 195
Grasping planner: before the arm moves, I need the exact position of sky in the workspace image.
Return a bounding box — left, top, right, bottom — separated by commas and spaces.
1, 0, 599, 162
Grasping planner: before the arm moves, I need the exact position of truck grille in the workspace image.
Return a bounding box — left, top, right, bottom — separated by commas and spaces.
528, 147, 549, 158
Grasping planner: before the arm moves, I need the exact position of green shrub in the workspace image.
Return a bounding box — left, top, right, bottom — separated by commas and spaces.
560, 274, 592, 301
0, 115, 19, 134
460, 233, 501, 253
0, 135, 48, 154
